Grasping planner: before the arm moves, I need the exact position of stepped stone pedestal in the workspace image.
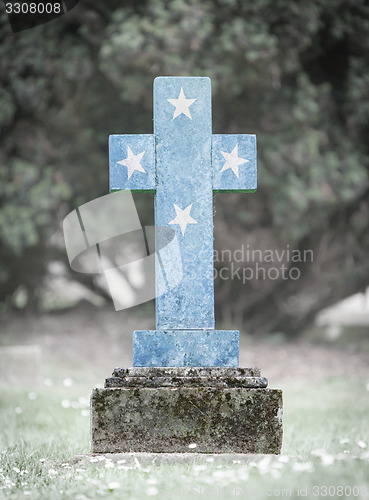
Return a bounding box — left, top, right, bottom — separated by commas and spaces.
91, 367, 283, 454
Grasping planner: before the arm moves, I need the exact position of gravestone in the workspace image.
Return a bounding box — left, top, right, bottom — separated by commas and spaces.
91, 77, 283, 453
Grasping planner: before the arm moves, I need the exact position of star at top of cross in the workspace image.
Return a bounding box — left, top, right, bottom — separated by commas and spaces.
167, 88, 197, 120
220, 144, 248, 178
169, 203, 198, 236
118, 146, 146, 179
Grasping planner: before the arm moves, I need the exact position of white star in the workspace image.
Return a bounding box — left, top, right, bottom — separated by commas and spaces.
169, 203, 198, 236
167, 88, 197, 120
220, 145, 248, 178
117, 146, 146, 179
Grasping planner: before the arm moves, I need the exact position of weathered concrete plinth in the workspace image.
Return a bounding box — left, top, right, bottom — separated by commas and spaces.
91, 368, 283, 454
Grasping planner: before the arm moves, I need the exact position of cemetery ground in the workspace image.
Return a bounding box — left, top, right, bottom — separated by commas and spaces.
1, 305, 369, 499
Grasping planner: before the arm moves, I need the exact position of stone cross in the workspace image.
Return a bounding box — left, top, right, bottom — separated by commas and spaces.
109, 77, 257, 367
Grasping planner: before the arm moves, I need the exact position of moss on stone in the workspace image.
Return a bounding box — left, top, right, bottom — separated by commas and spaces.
91, 386, 283, 454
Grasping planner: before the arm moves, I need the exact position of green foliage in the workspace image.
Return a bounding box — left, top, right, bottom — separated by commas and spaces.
0, 0, 368, 321
98, 0, 369, 244
0, 160, 71, 254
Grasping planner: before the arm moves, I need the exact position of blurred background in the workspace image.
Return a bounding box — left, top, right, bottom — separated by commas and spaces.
1, 0, 369, 384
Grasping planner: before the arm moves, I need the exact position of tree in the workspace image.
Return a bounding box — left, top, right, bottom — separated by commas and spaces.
0, 0, 368, 334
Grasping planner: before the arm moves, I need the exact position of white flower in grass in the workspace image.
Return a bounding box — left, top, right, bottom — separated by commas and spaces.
61, 400, 70, 409
206, 457, 214, 463
15, 407, 22, 414
339, 438, 349, 444
212, 469, 226, 478
89, 458, 99, 463
116, 459, 126, 464
63, 378, 73, 387
24, 491, 31, 496
81, 410, 89, 417
39, 459, 46, 463
13, 467, 20, 474
146, 486, 158, 496
146, 477, 158, 485
48, 469, 58, 477
108, 482, 121, 491
358, 440, 367, 449
188, 443, 197, 449
104, 462, 114, 469
27, 392, 37, 400
321, 454, 335, 466
256, 455, 272, 473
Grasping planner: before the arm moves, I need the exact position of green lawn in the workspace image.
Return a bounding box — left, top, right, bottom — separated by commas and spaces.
0, 378, 368, 499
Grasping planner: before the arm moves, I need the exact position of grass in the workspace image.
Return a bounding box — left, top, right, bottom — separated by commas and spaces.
1, 377, 369, 499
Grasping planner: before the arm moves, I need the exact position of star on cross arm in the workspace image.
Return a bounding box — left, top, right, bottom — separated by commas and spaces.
117, 146, 146, 179
220, 144, 248, 178
169, 203, 198, 235
167, 88, 197, 120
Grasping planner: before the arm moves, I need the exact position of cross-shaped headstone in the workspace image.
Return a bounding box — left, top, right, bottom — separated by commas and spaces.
109, 77, 257, 367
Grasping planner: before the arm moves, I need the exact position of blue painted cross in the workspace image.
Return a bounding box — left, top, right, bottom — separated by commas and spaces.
109, 77, 257, 367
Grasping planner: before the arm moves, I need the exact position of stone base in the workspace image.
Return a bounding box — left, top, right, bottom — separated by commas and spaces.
133, 330, 239, 367
91, 368, 283, 454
